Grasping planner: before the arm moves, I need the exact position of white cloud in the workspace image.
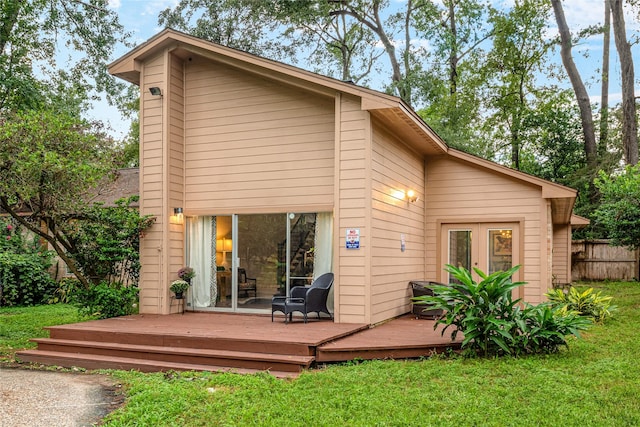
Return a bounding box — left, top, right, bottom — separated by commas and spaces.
108, 0, 121, 9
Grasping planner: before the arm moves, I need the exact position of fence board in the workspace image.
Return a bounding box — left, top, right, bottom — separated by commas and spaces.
571, 239, 639, 281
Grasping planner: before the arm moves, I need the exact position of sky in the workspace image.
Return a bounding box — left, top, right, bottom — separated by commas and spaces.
94, 0, 640, 139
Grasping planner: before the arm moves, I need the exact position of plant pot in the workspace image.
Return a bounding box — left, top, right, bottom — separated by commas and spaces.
174, 292, 184, 300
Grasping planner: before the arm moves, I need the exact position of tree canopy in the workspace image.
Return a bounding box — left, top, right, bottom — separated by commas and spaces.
156, 0, 640, 239
0, 0, 130, 114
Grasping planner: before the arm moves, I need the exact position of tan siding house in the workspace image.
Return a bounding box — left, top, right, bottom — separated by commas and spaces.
109, 29, 580, 324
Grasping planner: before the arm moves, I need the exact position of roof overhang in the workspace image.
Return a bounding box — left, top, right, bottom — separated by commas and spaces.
571, 214, 590, 229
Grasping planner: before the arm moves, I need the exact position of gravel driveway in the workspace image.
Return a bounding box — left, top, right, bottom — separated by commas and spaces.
0, 368, 123, 427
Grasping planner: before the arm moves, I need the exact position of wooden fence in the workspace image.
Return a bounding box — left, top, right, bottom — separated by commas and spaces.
571, 239, 639, 282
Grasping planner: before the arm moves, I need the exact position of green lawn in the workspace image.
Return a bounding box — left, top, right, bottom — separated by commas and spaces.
2, 282, 640, 426
0, 304, 84, 362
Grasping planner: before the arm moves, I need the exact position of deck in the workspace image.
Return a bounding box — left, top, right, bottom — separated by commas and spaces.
16, 312, 461, 378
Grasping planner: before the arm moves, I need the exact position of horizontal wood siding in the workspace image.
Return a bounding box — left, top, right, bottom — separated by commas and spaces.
552, 224, 570, 285
183, 57, 335, 213
168, 54, 186, 312
425, 156, 545, 302
139, 52, 166, 314
335, 94, 370, 324
370, 122, 425, 324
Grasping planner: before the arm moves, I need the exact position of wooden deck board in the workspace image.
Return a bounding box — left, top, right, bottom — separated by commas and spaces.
18, 312, 462, 375
46, 312, 367, 347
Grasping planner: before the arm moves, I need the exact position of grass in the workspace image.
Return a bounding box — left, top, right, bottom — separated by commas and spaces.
0, 304, 85, 362
2, 282, 640, 426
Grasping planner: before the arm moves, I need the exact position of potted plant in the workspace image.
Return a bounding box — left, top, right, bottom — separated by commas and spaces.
178, 266, 196, 283
170, 279, 190, 299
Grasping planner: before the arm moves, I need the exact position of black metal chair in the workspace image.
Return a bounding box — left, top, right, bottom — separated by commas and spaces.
238, 268, 257, 298
271, 272, 334, 323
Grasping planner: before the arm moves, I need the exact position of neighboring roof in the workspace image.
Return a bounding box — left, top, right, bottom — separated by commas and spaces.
108, 28, 447, 156
89, 168, 139, 208
446, 149, 577, 224
0, 168, 139, 216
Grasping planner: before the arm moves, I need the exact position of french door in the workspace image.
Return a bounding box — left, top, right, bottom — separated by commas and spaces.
441, 222, 521, 285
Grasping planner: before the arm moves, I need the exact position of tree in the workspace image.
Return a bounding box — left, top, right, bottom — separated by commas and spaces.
416, 0, 492, 151
328, 0, 434, 105
482, 0, 552, 169
0, 0, 129, 114
0, 109, 119, 288
594, 165, 640, 249
275, 0, 384, 84
610, 0, 638, 165
599, 0, 611, 156
518, 90, 585, 185
158, 0, 292, 60
551, 0, 598, 173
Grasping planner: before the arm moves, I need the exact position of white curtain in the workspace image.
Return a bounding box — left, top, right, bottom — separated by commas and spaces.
188, 216, 216, 308
313, 212, 334, 277
314, 212, 334, 312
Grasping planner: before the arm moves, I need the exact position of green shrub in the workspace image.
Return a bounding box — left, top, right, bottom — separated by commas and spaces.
545, 287, 616, 323
74, 282, 139, 319
414, 264, 591, 357
0, 253, 57, 307
0, 218, 57, 306
514, 303, 591, 354
48, 277, 82, 304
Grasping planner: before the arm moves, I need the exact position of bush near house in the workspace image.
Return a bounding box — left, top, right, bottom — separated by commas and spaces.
0, 218, 56, 307
73, 281, 139, 319
546, 286, 616, 323
70, 196, 155, 285
413, 264, 591, 357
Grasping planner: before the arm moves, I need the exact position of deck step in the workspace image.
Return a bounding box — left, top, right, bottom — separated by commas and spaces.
16, 350, 300, 379
26, 338, 314, 372
316, 343, 459, 362
45, 326, 314, 356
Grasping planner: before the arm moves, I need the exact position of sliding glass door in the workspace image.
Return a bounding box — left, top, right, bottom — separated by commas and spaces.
186, 212, 333, 313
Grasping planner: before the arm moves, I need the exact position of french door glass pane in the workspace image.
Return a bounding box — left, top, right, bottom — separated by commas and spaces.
488, 229, 513, 274
449, 230, 472, 283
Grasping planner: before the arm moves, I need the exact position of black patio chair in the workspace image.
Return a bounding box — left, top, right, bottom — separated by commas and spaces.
271, 272, 334, 323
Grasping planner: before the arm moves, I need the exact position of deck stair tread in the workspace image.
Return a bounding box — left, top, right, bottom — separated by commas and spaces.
30, 338, 315, 365
16, 350, 300, 378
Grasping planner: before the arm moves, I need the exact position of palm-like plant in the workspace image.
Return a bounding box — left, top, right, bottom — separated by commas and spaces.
414, 264, 590, 356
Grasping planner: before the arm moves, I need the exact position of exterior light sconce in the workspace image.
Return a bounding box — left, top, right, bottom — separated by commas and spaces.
149, 86, 163, 96
407, 189, 418, 203
171, 207, 184, 225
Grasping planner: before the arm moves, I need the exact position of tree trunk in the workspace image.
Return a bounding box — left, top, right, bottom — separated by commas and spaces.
448, 0, 458, 95
551, 0, 598, 170
611, 0, 638, 165
0, 198, 91, 289
599, 0, 611, 156
332, 2, 410, 103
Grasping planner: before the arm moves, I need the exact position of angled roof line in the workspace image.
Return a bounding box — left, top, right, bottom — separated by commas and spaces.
447, 148, 577, 199
108, 28, 448, 154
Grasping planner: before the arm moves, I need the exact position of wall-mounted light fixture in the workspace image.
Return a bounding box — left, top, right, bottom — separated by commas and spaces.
149, 86, 163, 96
171, 207, 184, 225
407, 189, 418, 203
